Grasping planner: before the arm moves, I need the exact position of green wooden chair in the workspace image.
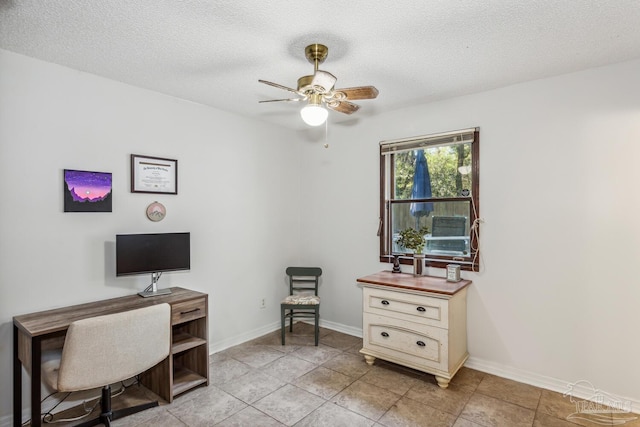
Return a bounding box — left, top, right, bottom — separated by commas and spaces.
281, 266, 322, 346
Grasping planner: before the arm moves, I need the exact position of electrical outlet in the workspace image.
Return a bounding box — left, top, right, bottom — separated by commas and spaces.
260, 298, 266, 309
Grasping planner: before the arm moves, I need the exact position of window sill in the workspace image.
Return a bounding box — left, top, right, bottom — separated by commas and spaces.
379, 255, 478, 272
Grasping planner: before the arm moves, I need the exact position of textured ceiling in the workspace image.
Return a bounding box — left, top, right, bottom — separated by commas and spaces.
2, 1, 640, 130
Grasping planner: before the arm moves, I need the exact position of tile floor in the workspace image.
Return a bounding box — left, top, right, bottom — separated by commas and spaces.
56, 323, 640, 426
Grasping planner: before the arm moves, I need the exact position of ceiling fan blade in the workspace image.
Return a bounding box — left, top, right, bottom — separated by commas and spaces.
311, 70, 337, 93
327, 100, 360, 115
259, 98, 304, 103
334, 86, 379, 100
258, 79, 300, 95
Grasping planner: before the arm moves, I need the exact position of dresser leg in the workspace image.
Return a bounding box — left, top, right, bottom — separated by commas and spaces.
435, 376, 450, 389
363, 355, 376, 366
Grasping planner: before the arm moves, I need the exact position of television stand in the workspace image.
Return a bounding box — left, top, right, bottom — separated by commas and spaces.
138, 272, 172, 298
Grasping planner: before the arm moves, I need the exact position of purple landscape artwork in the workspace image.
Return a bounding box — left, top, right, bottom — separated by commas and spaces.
63, 169, 112, 212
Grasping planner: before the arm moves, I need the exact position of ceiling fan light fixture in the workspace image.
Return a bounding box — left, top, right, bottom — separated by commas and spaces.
300, 95, 328, 126
259, 44, 378, 124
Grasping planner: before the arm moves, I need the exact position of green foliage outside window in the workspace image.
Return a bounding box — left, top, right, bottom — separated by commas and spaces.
394, 144, 471, 199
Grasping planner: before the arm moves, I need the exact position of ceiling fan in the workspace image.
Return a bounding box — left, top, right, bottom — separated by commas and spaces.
258, 44, 379, 126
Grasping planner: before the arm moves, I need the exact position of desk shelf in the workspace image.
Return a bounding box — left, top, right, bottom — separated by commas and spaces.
167, 296, 210, 401
173, 365, 208, 396
172, 331, 207, 354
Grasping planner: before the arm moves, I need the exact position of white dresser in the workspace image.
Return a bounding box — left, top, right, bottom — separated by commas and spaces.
358, 271, 471, 388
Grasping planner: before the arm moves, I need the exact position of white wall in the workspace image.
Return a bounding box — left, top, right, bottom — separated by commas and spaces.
3, 46, 640, 423
299, 59, 640, 406
0, 49, 302, 421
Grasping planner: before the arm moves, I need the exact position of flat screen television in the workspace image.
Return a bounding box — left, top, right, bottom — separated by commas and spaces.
116, 232, 190, 297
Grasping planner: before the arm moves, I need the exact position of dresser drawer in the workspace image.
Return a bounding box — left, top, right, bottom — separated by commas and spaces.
363, 313, 448, 372
363, 286, 448, 328
171, 297, 206, 325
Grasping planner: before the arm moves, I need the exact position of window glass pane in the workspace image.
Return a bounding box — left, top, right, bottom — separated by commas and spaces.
381, 128, 479, 270
390, 200, 471, 258
394, 143, 472, 199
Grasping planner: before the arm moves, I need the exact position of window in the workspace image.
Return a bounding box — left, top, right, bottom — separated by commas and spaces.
379, 127, 480, 271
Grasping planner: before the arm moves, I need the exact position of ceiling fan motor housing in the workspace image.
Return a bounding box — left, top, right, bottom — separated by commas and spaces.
297, 75, 314, 91
305, 44, 329, 67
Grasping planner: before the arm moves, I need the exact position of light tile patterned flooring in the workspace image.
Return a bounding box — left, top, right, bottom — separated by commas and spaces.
105, 323, 638, 427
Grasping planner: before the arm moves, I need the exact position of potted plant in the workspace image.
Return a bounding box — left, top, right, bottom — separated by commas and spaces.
396, 226, 429, 275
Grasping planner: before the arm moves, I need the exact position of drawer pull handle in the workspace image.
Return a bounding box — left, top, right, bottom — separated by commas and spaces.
381, 332, 389, 338
381, 300, 390, 305
416, 306, 426, 312
416, 341, 426, 347
180, 308, 201, 315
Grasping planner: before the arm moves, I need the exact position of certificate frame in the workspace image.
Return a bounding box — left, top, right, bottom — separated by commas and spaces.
131, 154, 178, 194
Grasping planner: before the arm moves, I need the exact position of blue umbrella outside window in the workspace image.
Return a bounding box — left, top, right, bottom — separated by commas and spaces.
409, 149, 433, 227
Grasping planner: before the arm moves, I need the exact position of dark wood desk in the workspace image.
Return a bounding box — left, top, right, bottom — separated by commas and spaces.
13, 287, 209, 427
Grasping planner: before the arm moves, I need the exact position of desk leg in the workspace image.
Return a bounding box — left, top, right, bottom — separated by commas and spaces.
13, 325, 22, 427
30, 336, 42, 427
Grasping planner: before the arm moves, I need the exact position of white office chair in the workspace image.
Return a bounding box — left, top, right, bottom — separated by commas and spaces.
41, 303, 171, 426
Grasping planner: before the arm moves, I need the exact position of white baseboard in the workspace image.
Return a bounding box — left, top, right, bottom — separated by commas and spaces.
318, 318, 363, 338
465, 356, 640, 415
208, 319, 362, 355
209, 320, 281, 354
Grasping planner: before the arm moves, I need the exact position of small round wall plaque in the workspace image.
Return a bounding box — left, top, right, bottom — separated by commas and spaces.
146, 201, 166, 222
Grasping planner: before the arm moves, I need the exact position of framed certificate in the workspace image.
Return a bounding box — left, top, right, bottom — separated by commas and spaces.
131, 154, 178, 194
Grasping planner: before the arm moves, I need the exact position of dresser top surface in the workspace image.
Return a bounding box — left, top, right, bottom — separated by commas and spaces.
357, 271, 471, 295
